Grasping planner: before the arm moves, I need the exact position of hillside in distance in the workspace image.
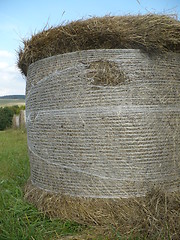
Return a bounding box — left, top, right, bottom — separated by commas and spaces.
0, 95, 25, 100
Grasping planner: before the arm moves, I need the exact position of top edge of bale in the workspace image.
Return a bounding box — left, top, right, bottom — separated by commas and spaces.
17, 14, 180, 76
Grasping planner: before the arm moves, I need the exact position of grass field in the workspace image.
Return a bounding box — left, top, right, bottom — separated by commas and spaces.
0, 99, 25, 107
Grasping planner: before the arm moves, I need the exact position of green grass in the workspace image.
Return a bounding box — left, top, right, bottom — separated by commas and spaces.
0, 130, 84, 240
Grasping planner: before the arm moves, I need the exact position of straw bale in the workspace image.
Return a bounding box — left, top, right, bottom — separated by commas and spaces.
19, 110, 26, 128
26, 49, 180, 198
20, 14, 180, 234
18, 14, 180, 76
12, 114, 19, 129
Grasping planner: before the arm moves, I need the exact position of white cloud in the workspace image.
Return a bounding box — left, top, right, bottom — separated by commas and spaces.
0, 50, 13, 58
0, 50, 25, 96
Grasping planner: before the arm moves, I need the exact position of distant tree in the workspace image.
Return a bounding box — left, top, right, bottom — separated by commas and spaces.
9, 105, 19, 114
20, 105, 26, 110
8, 105, 25, 115
0, 107, 14, 130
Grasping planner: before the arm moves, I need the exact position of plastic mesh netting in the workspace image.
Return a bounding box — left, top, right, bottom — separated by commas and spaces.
26, 49, 180, 198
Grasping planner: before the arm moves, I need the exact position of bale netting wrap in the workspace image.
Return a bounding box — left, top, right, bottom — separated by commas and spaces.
26, 49, 180, 198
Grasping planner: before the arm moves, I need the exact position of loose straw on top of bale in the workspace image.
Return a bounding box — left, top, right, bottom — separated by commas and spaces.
25, 180, 180, 239
18, 14, 180, 76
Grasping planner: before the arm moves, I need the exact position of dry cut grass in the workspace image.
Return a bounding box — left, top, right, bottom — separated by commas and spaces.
25, 180, 180, 240
18, 14, 180, 76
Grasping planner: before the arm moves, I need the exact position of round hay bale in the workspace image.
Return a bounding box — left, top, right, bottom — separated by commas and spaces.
19, 110, 26, 128
18, 15, 180, 236
12, 114, 19, 129
26, 49, 180, 198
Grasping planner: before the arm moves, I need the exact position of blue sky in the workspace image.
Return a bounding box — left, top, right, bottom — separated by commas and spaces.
0, 0, 179, 96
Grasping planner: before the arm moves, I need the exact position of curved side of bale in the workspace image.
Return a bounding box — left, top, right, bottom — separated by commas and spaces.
26, 49, 180, 198
24, 179, 180, 239
20, 14, 180, 236
18, 14, 180, 76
